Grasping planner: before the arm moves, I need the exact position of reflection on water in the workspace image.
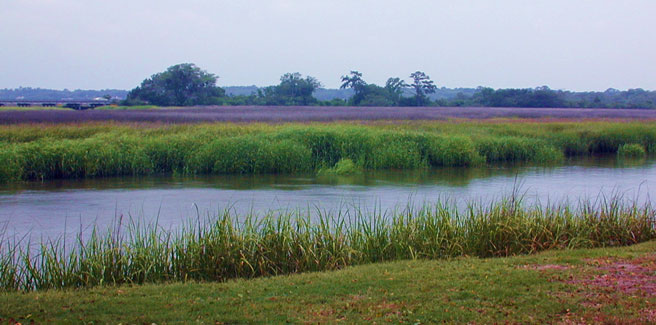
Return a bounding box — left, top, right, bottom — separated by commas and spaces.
0, 156, 654, 241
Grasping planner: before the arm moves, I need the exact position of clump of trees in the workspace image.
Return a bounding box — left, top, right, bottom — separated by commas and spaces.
125, 63, 225, 106
340, 71, 397, 106
339, 70, 438, 106
469, 86, 565, 108
258, 73, 321, 105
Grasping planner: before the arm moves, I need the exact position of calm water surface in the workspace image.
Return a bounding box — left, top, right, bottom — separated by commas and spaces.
0, 156, 654, 241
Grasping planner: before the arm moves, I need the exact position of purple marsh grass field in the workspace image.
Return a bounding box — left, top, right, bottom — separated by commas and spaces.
1, 106, 656, 124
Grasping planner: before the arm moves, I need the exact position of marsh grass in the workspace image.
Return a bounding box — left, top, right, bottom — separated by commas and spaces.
0, 196, 654, 292
318, 158, 362, 175
0, 121, 654, 182
617, 143, 647, 158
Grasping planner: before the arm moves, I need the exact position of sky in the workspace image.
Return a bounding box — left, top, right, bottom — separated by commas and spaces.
1, 0, 655, 91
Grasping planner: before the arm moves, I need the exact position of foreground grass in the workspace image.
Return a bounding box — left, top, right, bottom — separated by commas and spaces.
1, 241, 654, 323
0, 120, 655, 182
1, 197, 654, 292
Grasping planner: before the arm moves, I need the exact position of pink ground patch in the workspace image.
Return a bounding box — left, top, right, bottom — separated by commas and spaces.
528, 254, 656, 322
573, 254, 656, 296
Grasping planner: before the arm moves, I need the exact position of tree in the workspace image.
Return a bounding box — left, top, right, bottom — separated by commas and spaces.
340, 71, 366, 92
341, 71, 378, 106
339, 72, 410, 106
409, 71, 437, 106
384, 77, 408, 104
278, 72, 321, 105
259, 72, 321, 105
340, 71, 368, 105
126, 63, 225, 106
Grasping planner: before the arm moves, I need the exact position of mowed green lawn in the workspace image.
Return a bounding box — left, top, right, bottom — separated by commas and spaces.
2, 241, 654, 323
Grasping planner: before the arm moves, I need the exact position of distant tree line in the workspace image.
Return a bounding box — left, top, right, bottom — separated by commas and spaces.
442, 86, 656, 109
5, 63, 656, 109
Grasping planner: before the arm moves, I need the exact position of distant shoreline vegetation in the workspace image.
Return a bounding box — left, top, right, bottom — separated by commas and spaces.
2, 63, 656, 109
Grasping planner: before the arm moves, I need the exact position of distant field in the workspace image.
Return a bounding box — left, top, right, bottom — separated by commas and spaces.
0, 106, 655, 124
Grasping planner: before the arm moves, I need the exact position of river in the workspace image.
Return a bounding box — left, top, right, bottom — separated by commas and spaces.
0, 156, 654, 241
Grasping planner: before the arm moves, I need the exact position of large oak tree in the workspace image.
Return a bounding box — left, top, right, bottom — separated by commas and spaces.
126, 63, 225, 106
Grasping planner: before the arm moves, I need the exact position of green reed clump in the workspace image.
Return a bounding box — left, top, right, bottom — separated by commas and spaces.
185, 136, 313, 174
271, 127, 343, 167
427, 136, 484, 166
617, 143, 647, 158
585, 126, 656, 154
476, 136, 563, 163
5, 135, 152, 180
0, 121, 655, 182
1, 197, 654, 291
318, 158, 362, 176
369, 135, 426, 169
140, 135, 196, 173
0, 147, 20, 182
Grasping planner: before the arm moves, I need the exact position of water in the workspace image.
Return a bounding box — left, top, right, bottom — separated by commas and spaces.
0, 156, 654, 241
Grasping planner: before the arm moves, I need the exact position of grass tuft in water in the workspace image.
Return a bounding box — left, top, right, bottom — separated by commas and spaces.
318, 158, 362, 176
617, 143, 647, 158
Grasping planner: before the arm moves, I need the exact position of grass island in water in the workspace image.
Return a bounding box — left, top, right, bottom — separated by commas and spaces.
0, 120, 654, 182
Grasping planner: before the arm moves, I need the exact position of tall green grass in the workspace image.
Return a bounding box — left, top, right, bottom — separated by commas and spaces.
0, 121, 654, 182
0, 197, 654, 291
617, 143, 647, 158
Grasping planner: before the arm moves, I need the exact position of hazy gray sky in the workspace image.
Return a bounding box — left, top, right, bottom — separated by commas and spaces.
2, 0, 655, 90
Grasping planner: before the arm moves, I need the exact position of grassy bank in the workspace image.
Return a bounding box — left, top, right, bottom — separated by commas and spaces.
1, 197, 654, 292
1, 240, 655, 323
0, 120, 655, 182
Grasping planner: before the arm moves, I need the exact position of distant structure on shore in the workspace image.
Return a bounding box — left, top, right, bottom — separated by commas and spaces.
0, 100, 109, 110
